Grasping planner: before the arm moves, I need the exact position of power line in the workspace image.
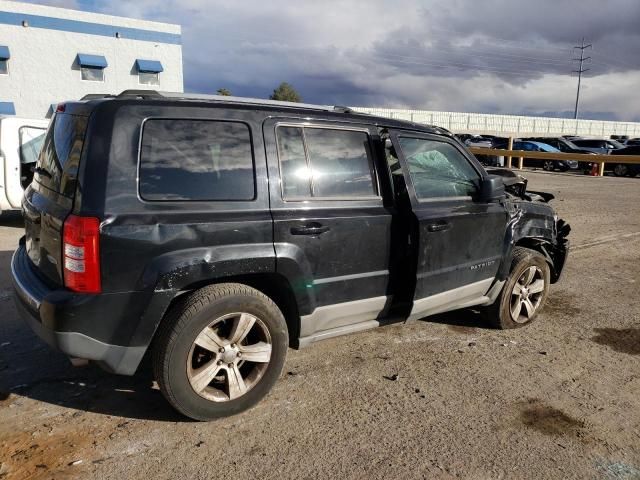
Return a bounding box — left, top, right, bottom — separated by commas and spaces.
572, 37, 592, 119
379, 45, 571, 67
374, 53, 567, 77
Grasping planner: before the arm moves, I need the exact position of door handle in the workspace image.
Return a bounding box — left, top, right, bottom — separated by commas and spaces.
427, 221, 451, 233
290, 223, 330, 236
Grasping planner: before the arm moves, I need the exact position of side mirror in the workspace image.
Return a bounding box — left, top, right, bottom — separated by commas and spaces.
479, 175, 506, 202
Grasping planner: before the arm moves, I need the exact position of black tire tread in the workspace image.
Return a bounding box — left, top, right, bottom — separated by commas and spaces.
485, 246, 549, 329
152, 283, 280, 418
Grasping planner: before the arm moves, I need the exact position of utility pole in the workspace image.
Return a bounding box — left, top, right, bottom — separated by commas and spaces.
572, 37, 592, 119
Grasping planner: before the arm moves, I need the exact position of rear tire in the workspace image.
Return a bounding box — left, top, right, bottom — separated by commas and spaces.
483, 247, 550, 329
153, 283, 288, 421
542, 161, 553, 171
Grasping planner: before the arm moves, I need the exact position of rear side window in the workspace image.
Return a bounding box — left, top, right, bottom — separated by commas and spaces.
276, 125, 377, 199
36, 113, 88, 197
139, 119, 255, 201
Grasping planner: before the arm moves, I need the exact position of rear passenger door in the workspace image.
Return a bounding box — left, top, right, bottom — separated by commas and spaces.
264, 119, 393, 340
388, 131, 508, 321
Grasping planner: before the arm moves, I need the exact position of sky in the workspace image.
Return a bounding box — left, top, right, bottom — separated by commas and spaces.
25, 0, 640, 121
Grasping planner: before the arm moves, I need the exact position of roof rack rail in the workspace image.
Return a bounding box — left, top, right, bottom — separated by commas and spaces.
97, 90, 366, 116
113, 90, 335, 112
80, 93, 116, 100
116, 90, 163, 99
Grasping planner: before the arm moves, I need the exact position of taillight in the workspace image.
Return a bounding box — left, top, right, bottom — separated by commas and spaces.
63, 215, 101, 293
56, 103, 66, 113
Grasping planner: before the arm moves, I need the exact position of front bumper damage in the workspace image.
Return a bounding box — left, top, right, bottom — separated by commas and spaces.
547, 218, 571, 282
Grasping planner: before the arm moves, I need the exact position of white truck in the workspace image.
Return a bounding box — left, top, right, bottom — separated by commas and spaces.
0, 116, 49, 214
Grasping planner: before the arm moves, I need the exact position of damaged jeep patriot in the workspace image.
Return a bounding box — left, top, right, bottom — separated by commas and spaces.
12, 91, 570, 420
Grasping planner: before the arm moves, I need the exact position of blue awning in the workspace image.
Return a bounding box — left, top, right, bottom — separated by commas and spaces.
135, 59, 163, 73
0, 102, 16, 115
0, 46, 9, 60
77, 54, 107, 68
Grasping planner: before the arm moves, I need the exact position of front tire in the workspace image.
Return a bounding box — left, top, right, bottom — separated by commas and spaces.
153, 283, 288, 421
484, 247, 550, 329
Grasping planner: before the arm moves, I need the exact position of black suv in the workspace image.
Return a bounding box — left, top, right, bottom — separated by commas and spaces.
11, 91, 570, 420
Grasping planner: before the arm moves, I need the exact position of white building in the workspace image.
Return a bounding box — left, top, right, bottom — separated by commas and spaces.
0, 0, 183, 118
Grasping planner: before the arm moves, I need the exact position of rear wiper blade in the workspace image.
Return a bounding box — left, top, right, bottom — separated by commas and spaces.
34, 166, 52, 178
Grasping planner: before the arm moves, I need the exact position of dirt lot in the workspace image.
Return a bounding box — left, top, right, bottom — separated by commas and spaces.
0, 170, 639, 480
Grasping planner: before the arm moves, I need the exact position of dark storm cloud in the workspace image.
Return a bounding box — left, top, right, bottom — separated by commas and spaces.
25, 0, 640, 120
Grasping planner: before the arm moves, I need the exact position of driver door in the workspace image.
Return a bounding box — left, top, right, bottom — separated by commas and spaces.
387, 131, 509, 321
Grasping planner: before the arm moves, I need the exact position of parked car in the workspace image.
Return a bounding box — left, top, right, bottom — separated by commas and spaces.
623, 138, 640, 147
524, 136, 596, 172
490, 136, 510, 149
610, 146, 640, 177
11, 91, 570, 420
571, 138, 626, 154
512, 140, 579, 171
610, 135, 629, 142
456, 134, 493, 148
460, 135, 502, 167
0, 116, 48, 215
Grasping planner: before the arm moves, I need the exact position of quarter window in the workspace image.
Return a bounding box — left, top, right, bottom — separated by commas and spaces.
139, 119, 255, 201
81, 66, 104, 82
19, 127, 46, 164
276, 126, 377, 199
398, 137, 479, 199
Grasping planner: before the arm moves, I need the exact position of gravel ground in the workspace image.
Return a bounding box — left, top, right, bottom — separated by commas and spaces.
0, 170, 639, 480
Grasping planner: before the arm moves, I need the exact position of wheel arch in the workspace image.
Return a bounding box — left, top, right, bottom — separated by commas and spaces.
512, 237, 562, 282
159, 273, 302, 350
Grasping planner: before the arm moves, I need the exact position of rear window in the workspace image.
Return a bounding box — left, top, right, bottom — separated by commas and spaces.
139, 119, 255, 201
35, 113, 88, 197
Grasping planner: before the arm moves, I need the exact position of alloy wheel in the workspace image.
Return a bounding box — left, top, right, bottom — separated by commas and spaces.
510, 266, 545, 323
186, 313, 272, 402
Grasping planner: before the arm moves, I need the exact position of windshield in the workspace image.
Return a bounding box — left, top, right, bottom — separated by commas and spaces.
19, 127, 46, 164
559, 138, 579, 149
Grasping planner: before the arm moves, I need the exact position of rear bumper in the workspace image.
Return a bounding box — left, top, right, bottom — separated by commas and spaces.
11, 244, 146, 375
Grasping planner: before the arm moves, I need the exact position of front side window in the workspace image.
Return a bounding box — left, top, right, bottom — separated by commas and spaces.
276, 126, 377, 199
0, 59, 7, 75
398, 137, 479, 199
81, 66, 104, 82
139, 71, 159, 86
139, 119, 255, 201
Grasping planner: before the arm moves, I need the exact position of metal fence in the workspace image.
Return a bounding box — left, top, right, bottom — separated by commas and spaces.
352, 107, 640, 138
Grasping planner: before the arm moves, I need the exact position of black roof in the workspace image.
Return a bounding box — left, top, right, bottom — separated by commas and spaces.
68, 90, 451, 137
